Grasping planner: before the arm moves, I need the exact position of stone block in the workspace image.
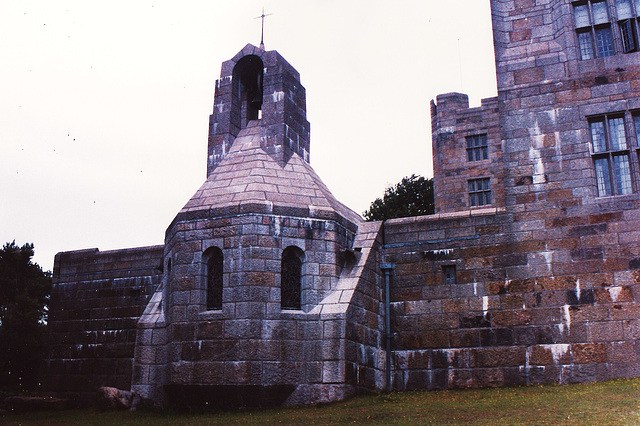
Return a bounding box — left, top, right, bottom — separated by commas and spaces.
449, 368, 473, 388
622, 319, 640, 339
430, 369, 450, 390
432, 349, 469, 369
530, 344, 571, 366
225, 319, 261, 339
471, 347, 525, 368
136, 329, 153, 346
607, 341, 637, 363
197, 321, 224, 340
527, 365, 561, 385
135, 346, 155, 365
180, 342, 200, 362
263, 362, 303, 384
450, 329, 481, 348
199, 340, 237, 361
169, 362, 193, 384
323, 320, 344, 339
223, 361, 262, 385
565, 363, 597, 384
588, 321, 623, 342
404, 370, 430, 391
610, 303, 640, 321
573, 343, 606, 364
470, 368, 504, 388
192, 361, 224, 384
322, 361, 345, 383
480, 327, 514, 347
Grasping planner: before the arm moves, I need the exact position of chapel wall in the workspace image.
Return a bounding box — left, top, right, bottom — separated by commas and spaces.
161, 207, 358, 404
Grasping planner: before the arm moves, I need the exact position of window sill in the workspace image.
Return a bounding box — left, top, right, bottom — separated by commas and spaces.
279, 309, 314, 319
595, 193, 637, 201
199, 309, 224, 320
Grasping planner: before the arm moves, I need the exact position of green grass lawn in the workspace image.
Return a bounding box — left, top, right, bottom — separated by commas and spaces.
4, 379, 640, 425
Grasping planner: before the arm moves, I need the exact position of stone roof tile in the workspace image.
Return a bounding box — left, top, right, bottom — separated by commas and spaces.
232, 191, 268, 202
178, 122, 362, 225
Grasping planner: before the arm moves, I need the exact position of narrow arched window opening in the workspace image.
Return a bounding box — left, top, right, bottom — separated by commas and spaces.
204, 247, 223, 310
281, 246, 303, 310
232, 55, 264, 127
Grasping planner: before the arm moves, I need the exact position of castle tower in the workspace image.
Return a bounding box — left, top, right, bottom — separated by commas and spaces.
491, 0, 640, 208
430, 93, 503, 213
131, 45, 387, 408
420, 0, 640, 390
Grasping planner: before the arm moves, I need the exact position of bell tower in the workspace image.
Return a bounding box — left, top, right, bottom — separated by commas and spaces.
207, 44, 311, 176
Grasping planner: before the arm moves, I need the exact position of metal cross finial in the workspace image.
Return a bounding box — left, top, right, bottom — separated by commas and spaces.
254, 8, 272, 50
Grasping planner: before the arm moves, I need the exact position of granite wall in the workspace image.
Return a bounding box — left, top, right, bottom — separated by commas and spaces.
41, 246, 163, 406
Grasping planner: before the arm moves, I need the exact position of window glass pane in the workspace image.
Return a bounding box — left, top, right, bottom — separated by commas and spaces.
595, 27, 616, 56
469, 178, 491, 207
620, 19, 637, 51
617, 0, 633, 19
608, 117, 627, 149
575, 4, 592, 27
466, 135, 488, 162
636, 0, 640, 15
578, 31, 595, 59
594, 158, 612, 196
593, 1, 611, 23
443, 266, 456, 285
634, 114, 640, 142
613, 154, 633, 194
590, 120, 607, 152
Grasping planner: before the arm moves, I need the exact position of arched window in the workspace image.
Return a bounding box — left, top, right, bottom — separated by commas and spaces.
281, 246, 304, 310
204, 247, 223, 310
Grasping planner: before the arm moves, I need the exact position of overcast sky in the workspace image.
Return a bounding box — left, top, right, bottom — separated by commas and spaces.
1, 0, 497, 271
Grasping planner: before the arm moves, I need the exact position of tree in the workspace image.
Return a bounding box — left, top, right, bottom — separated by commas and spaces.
363, 174, 434, 221
0, 241, 51, 392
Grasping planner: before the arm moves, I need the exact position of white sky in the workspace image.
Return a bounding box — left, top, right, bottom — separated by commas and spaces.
0, 0, 497, 271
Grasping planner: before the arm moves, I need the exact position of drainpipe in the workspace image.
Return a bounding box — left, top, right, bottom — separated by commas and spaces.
380, 262, 395, 393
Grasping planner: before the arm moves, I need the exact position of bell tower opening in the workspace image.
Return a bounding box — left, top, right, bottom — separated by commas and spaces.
233, 55, 264, 127
207, 45, 311, 176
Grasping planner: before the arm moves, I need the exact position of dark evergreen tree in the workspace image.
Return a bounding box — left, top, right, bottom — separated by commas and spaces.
364, 174, 434, 221
0, 241, 51, 391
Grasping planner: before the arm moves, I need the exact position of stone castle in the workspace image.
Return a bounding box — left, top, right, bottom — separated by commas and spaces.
43, 0, 640, 408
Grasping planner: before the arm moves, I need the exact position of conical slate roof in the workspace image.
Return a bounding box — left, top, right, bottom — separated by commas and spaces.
178, 121, 362, 225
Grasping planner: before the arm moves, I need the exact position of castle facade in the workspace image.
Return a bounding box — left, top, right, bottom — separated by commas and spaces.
43, 0, 640, 407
